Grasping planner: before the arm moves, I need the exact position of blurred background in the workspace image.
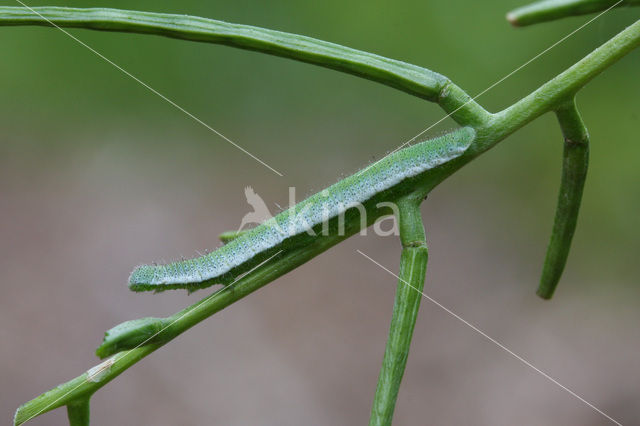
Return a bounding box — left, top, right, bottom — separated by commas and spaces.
1, 1, 639, 425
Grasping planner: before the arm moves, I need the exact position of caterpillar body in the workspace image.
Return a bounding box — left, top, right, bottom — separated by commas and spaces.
129, 127, 476, 292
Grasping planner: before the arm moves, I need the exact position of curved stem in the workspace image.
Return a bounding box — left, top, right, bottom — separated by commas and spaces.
66, 399, 90, 426
370, 196, 428, 426
0, 7, 636, 134
507, 0, 640, 27
0, 6, 487, 124
538, 98, 589, 299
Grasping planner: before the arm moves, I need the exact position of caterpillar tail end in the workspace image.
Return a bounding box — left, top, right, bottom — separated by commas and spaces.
96, 317, 169, 359
128, 262, 223, 293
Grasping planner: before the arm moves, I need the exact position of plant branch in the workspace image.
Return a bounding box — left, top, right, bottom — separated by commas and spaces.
370, 196, 428, 426
480, 18, 639, 153
66, 399, 90, 426
0, 6, 489, 125
14, 348, 152, 426
404, 18, 639, 204
538, 98, 589, 299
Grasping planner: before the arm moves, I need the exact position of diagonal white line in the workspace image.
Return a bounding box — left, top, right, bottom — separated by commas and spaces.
14, 0, 284, 177
356, 249, 622, 426
22, 250, 283, 424
389, 0, 624, 155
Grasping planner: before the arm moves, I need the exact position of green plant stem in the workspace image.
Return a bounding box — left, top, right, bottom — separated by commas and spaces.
538, 98, 589, 299
0, 6, 489, 125
409, 18, 639, 208
477, 18, 639, 154
370, 196, 428, 426
66, 399, 90, 426
507, 0, 640, 27
1, 7, 636, 131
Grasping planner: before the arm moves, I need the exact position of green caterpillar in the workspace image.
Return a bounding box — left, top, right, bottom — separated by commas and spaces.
129, 127, 476, 292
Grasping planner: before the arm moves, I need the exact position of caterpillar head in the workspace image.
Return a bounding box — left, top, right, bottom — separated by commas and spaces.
129, 264, 157, 291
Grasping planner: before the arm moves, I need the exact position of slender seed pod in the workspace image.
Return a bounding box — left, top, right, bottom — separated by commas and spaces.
0, 6, 449, 102
538, 99, 589, 299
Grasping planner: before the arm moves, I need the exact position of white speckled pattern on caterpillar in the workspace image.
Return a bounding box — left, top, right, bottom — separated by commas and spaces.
129, 127, 475, 291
